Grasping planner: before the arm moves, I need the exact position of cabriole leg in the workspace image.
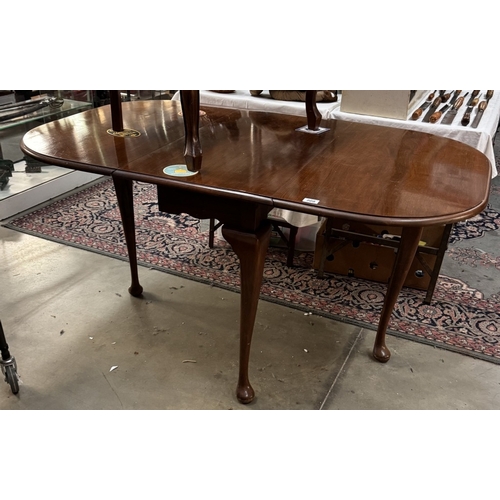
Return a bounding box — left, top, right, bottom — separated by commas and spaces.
373, 226, 423, 362
222, 222, 272, 403
112, 175, 143, 297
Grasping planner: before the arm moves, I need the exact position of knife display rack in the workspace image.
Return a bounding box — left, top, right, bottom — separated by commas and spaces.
409, 90, 494, 127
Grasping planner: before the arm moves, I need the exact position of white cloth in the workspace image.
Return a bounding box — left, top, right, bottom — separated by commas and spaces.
330, 90, 500, 178
171, 90, 341, 119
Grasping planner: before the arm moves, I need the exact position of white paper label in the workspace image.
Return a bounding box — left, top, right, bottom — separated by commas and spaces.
302, 198, 320, 204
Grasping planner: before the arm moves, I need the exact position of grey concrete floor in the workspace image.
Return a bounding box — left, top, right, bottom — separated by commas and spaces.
1, 224, 499, 410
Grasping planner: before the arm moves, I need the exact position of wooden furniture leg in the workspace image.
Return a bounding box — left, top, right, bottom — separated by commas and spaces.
305, 90, 321, 131
208, 218, 223, 249
112, 175, 143, 297
317, 218, 333, 278
266, 218, 299, 267
423, 223, 453, 304
286, 225, 298, 267
373, 226, 423, 362
109, 90, 124, 132
179, 90, 202, 173
222, 221, 272, 404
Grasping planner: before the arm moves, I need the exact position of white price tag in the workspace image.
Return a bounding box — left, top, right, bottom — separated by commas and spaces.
302, 198, 320, 204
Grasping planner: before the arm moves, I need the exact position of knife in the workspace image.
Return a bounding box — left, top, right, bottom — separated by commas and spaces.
440, 93, 468, 125
422, 96, 442, 122
429, 103, 451, 123
410, 100, 431, 120
471, 100, 488, 129
461, 106, 474, 126
461, 94, 481, 126
466, 90, 480, 106
449, 90, 462, 106
440, 91, 452, 103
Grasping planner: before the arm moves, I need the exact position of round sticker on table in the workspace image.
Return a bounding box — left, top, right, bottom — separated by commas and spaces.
106, 128, 141, 137
163, 165, 199, 177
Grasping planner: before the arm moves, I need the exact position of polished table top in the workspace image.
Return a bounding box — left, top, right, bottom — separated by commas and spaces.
21, 100, 491, 227
20, 99, 492, 403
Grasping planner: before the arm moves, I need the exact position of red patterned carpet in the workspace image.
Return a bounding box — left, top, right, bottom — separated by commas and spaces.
5, 178, 500, 364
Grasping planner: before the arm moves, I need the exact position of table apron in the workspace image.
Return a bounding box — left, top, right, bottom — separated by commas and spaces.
157, 184, 273, 233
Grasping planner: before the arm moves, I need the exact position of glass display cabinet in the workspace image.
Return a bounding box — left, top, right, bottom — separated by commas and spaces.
0, 91, 99, 220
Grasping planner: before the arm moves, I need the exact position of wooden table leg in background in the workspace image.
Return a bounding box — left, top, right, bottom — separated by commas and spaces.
373, 226, 423, 362
112, 174, 144, 298
222, 221, 272, 404
305, 90, 321, 131
179, 90, 202, 173
424, 223, 453, 305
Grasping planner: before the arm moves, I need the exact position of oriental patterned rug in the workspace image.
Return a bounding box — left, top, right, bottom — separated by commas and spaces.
5, 172, 500, 365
